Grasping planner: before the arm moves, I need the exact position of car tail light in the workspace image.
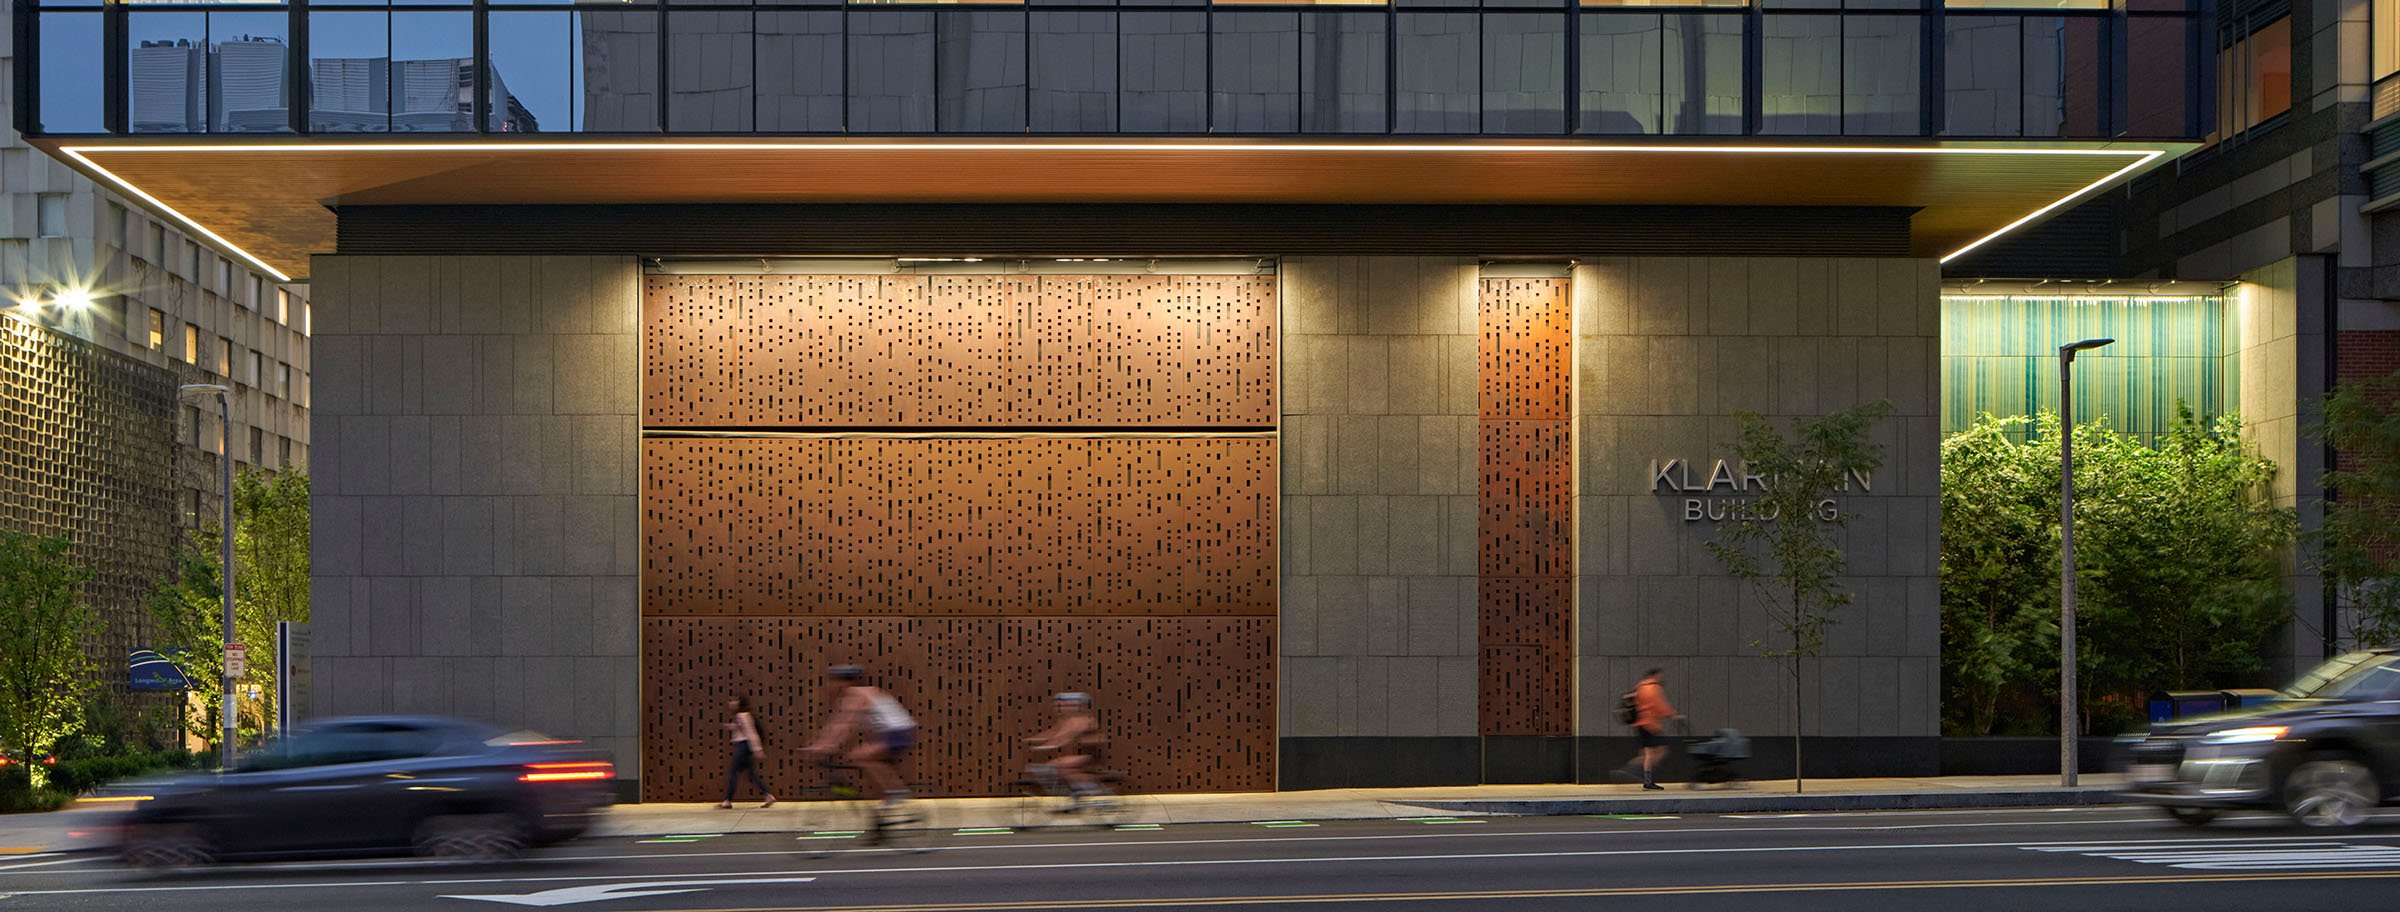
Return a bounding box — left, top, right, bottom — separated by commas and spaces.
520, 761, 614, 783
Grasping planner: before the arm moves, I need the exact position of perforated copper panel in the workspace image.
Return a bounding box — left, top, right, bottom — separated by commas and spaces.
1476, 277, 1573, 738
1477, 278, 1573, 422
642, 436, 1276, 617
642, 274, 1278, 427
641, 617, 1275, 799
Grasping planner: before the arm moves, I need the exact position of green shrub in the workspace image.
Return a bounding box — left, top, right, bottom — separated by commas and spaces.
0, 767, 66, 814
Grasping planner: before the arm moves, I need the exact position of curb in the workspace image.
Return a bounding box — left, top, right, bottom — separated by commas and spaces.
1390, 789, 2131, 817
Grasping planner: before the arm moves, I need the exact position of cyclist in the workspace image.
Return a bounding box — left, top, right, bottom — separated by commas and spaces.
1025, 692, 1111, 810
802, 665, 918, 808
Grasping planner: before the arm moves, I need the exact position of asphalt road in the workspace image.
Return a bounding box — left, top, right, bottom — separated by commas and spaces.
8, 805, 2400, 911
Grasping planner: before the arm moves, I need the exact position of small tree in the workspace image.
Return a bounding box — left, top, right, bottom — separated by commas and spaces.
1938, 414, 2057, 736
0, 533, 98, 792
1705, 400, 1893, 792
150, 466, 311, 747
2317, 370, 2400, 646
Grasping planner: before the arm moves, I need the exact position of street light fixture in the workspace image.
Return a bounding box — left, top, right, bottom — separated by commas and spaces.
178, 383, 237, 770
2057, 337, 2113, 788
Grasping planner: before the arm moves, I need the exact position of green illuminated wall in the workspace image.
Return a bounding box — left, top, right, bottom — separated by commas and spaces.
1940, 295, 2231, 443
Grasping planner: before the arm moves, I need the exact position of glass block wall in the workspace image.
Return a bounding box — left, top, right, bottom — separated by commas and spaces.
1940, 294, 2230, 444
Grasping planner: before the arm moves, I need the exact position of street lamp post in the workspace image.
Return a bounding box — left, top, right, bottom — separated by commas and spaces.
2057, 338, 2114, 788
179, 383, 236, 770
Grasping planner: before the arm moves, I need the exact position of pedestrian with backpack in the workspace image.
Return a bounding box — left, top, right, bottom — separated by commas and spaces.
1611, 669, 1680, 790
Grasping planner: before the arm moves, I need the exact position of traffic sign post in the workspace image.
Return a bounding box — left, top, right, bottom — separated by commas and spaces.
225, 643, 247, 679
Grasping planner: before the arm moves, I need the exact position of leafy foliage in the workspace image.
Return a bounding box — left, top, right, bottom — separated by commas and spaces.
2316, 371, 2400, 646
0, 532, 98, 794
1939, 410, 2293, 736
149, 467, 311, 747
1705, 400, 1894, 790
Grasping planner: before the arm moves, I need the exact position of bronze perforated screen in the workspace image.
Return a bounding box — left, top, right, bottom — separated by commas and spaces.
640, 272, 1277, 800
1477, 278, 1574, 737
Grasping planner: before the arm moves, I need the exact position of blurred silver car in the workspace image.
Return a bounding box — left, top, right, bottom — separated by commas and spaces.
108, 716, 615, 866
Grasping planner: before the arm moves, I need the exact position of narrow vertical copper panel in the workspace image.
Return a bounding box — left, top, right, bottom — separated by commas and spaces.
1477, 278, 1574, 422
641, 273, 1278, 427
1476, 277, 1573, 738
642, 436, 1277, 616
639, 617, 1276, 799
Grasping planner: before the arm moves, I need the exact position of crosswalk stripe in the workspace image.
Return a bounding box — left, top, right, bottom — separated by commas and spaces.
2028, 840, 2400, 871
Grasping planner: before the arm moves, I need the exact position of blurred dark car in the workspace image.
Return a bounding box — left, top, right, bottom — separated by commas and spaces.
2120, 649, 2400, 828
107, 716, 614, 866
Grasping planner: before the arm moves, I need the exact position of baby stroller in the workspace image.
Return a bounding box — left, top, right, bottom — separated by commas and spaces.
1686, 727, 1750, 789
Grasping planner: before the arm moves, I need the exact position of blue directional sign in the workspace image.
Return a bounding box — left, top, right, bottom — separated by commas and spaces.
129, 649, 192, 692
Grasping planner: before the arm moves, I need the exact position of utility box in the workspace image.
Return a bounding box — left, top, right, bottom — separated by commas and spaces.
2148, 690, 2227, 723
2218, 688, 2283, 710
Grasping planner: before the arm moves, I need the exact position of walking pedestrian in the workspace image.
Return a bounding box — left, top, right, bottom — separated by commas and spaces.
717, 696, 776, 809
1612, 668, 1681, 791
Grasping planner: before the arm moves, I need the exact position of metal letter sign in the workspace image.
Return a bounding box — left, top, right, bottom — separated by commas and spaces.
224, 643, 246, 678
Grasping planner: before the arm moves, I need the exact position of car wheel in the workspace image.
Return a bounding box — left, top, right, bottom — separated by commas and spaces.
413, 813, 525, 860
2162, 806, 2221, 826
2285, 753, 2379, 829
121, 822, 216, 869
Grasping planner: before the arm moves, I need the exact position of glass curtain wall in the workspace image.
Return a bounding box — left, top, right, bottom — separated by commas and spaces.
35, 0, 2203, 139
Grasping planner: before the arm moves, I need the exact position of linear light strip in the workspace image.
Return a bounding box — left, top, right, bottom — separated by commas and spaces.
1937, 149, 2166, 265
58, 141, 2177, 280
58, 147, 293, 283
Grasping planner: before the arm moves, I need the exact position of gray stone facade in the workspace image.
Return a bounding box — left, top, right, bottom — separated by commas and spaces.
308, 255, 642, 772
1279, 257, 1482, 744
1574, 257, 1942, 747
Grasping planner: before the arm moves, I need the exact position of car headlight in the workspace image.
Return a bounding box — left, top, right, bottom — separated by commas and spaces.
2200, 725, 2288, 745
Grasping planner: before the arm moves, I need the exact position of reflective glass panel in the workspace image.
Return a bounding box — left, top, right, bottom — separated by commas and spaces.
1842, 15, 1918, 134
670, 11, 756, 132
939, 10, 1028, 132
392, 13, 475, 133
1031, 11, 1119, 132
488, 12, 573, 132
213, 12, 291, 133
1213, 11, 1300, 132
1301, 11, 1387, 133
2022, 15, 2104, 137
1663, 12, 1743, 134
36, 12, 106, 133
311, 11, 390, 133
1580, 12, 1662, 134
1943, 16, 2014, 135
1395, 12, 1477, 132
758, 11, 844, 132
851, 10, 937, 132
128, 12, 208, 133
1484, 13, 1566, 133
1121, 11, 1208, 131
580, 9, 662, 131
1759, 14, 1838, 134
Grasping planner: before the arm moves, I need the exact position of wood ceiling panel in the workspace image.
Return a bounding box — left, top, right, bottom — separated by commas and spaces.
46, 139, 2187, 280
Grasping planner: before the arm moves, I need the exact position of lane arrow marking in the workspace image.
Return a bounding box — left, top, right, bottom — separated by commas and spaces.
441, 876, 816, 907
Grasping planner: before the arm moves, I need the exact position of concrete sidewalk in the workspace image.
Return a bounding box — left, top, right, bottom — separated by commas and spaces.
594, 774, 2129, 838
0, 774, 2131, 852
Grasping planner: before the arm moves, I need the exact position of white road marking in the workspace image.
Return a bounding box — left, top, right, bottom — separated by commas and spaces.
2026, 839, 2400, 871
441, 877, 816, 907
6, 833, 2394, 900
0, 857, 90, 873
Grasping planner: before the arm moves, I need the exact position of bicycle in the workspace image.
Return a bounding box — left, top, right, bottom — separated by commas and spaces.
1010, 746, 1127, 829
800, 760, 939, 855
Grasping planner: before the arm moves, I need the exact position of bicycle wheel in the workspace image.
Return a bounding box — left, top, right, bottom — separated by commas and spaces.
873, 795, 939, 854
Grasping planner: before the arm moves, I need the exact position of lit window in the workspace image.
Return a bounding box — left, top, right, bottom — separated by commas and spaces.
183, 324, 198, 362
275, 289, 290, 325
37, 195, 67, 238
2217, 16, 2291, 138
146, 309, 164, 350
2382, 0, 2400, 80
218, 338, 233, 376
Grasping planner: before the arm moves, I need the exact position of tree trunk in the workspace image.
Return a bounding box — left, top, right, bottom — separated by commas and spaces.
1792, 653, 1806, 795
